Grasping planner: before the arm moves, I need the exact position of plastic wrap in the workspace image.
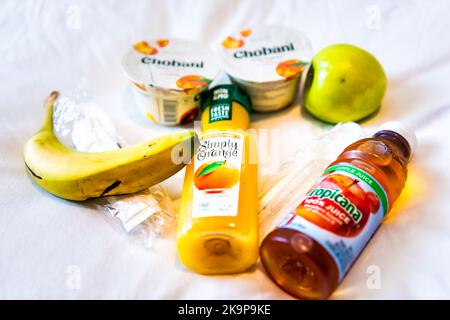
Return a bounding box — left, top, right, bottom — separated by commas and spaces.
98, 185, 176, 247
52, 84, 176, 247
258, 122, 364, 240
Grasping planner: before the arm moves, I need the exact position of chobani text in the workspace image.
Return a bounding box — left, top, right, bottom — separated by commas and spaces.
233, 43, 295, 59
141, 57, 204, 68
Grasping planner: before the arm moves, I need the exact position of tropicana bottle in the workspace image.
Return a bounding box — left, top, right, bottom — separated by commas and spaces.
177, 74, 258, 274
260, 122, 416, 299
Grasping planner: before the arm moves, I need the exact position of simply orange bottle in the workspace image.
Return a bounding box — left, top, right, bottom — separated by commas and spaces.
177, 75, 258, 274
260, 122, 416, 299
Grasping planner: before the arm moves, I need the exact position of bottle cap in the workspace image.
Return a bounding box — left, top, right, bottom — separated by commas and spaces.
375, 121, 417, 159
208, 71, 233, 87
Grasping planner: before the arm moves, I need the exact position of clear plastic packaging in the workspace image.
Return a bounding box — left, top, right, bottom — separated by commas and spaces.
97, 185, 176, 247
258, 122, 364, 240
52, 84, 176, 247
52, 82, 127, 152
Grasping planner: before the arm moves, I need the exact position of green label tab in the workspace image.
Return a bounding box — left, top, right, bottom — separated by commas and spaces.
209, 87, 232, 123
201, 84, 251, 123
210, 103, 231, 122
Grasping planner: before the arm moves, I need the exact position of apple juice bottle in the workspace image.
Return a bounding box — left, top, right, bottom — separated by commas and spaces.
177, 75, 258, 274
260, 122, 416, 299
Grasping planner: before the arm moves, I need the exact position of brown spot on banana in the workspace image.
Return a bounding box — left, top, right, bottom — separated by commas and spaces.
25, 162, 42, 180
100, 180, 122, 196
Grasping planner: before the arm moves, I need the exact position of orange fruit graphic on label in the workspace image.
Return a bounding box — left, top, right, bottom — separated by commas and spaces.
240, 29, 252, 37
194, 160, 239, 191
133, 41, 158, 55
222, 36, 244, 49
176, 75, 211, 90
156, 39, 169, 48
276, 59, 308, 79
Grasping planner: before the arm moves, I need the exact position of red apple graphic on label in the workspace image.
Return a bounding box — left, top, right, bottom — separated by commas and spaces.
296, 173, 379, 237
366, 191, 380, 213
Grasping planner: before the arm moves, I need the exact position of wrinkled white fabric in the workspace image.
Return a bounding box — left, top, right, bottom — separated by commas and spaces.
1, 0, 450, 299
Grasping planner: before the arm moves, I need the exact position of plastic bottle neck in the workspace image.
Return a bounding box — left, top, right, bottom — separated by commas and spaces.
372, 130, 412, 162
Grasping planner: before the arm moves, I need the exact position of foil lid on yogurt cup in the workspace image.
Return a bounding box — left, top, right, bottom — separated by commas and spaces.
218, 26, 313, 83
122, 38, 219, 91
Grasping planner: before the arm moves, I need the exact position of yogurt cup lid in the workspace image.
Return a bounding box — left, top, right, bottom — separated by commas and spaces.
218, 26, 313, 83
122, 38, 220, 91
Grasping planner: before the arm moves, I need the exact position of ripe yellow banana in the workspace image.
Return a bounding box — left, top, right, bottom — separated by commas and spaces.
24, 91, 196, 201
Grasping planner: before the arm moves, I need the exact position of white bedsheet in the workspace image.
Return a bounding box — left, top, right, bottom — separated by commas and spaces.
1, 0, 450, 299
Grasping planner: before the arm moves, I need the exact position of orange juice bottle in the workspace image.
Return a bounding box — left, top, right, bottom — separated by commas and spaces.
177, 75, 258, 274
260, 122, 416, 299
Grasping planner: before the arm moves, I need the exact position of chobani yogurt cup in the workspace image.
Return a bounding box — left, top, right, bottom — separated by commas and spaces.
122, 38, 219, 125
218, 26, 312, 112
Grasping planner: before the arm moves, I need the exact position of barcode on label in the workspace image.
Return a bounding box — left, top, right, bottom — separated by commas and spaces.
162, 99, 177, 124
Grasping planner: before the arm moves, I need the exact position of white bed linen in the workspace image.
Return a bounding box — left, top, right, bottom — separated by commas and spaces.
1, 0, 450, 299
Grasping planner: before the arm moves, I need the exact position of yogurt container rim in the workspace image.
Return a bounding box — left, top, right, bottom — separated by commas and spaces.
229, 73, 303, 87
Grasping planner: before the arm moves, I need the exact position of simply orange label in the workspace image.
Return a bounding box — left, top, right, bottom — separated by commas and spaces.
192, 132, 243, 218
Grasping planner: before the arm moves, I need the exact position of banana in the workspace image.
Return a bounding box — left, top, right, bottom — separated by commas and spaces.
24, 91, 196, 201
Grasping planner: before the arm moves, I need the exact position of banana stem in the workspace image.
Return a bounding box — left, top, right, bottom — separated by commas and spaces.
40, 91, 59, 132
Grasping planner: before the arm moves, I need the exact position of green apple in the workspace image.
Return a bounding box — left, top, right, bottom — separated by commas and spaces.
303, 44, 387, 123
